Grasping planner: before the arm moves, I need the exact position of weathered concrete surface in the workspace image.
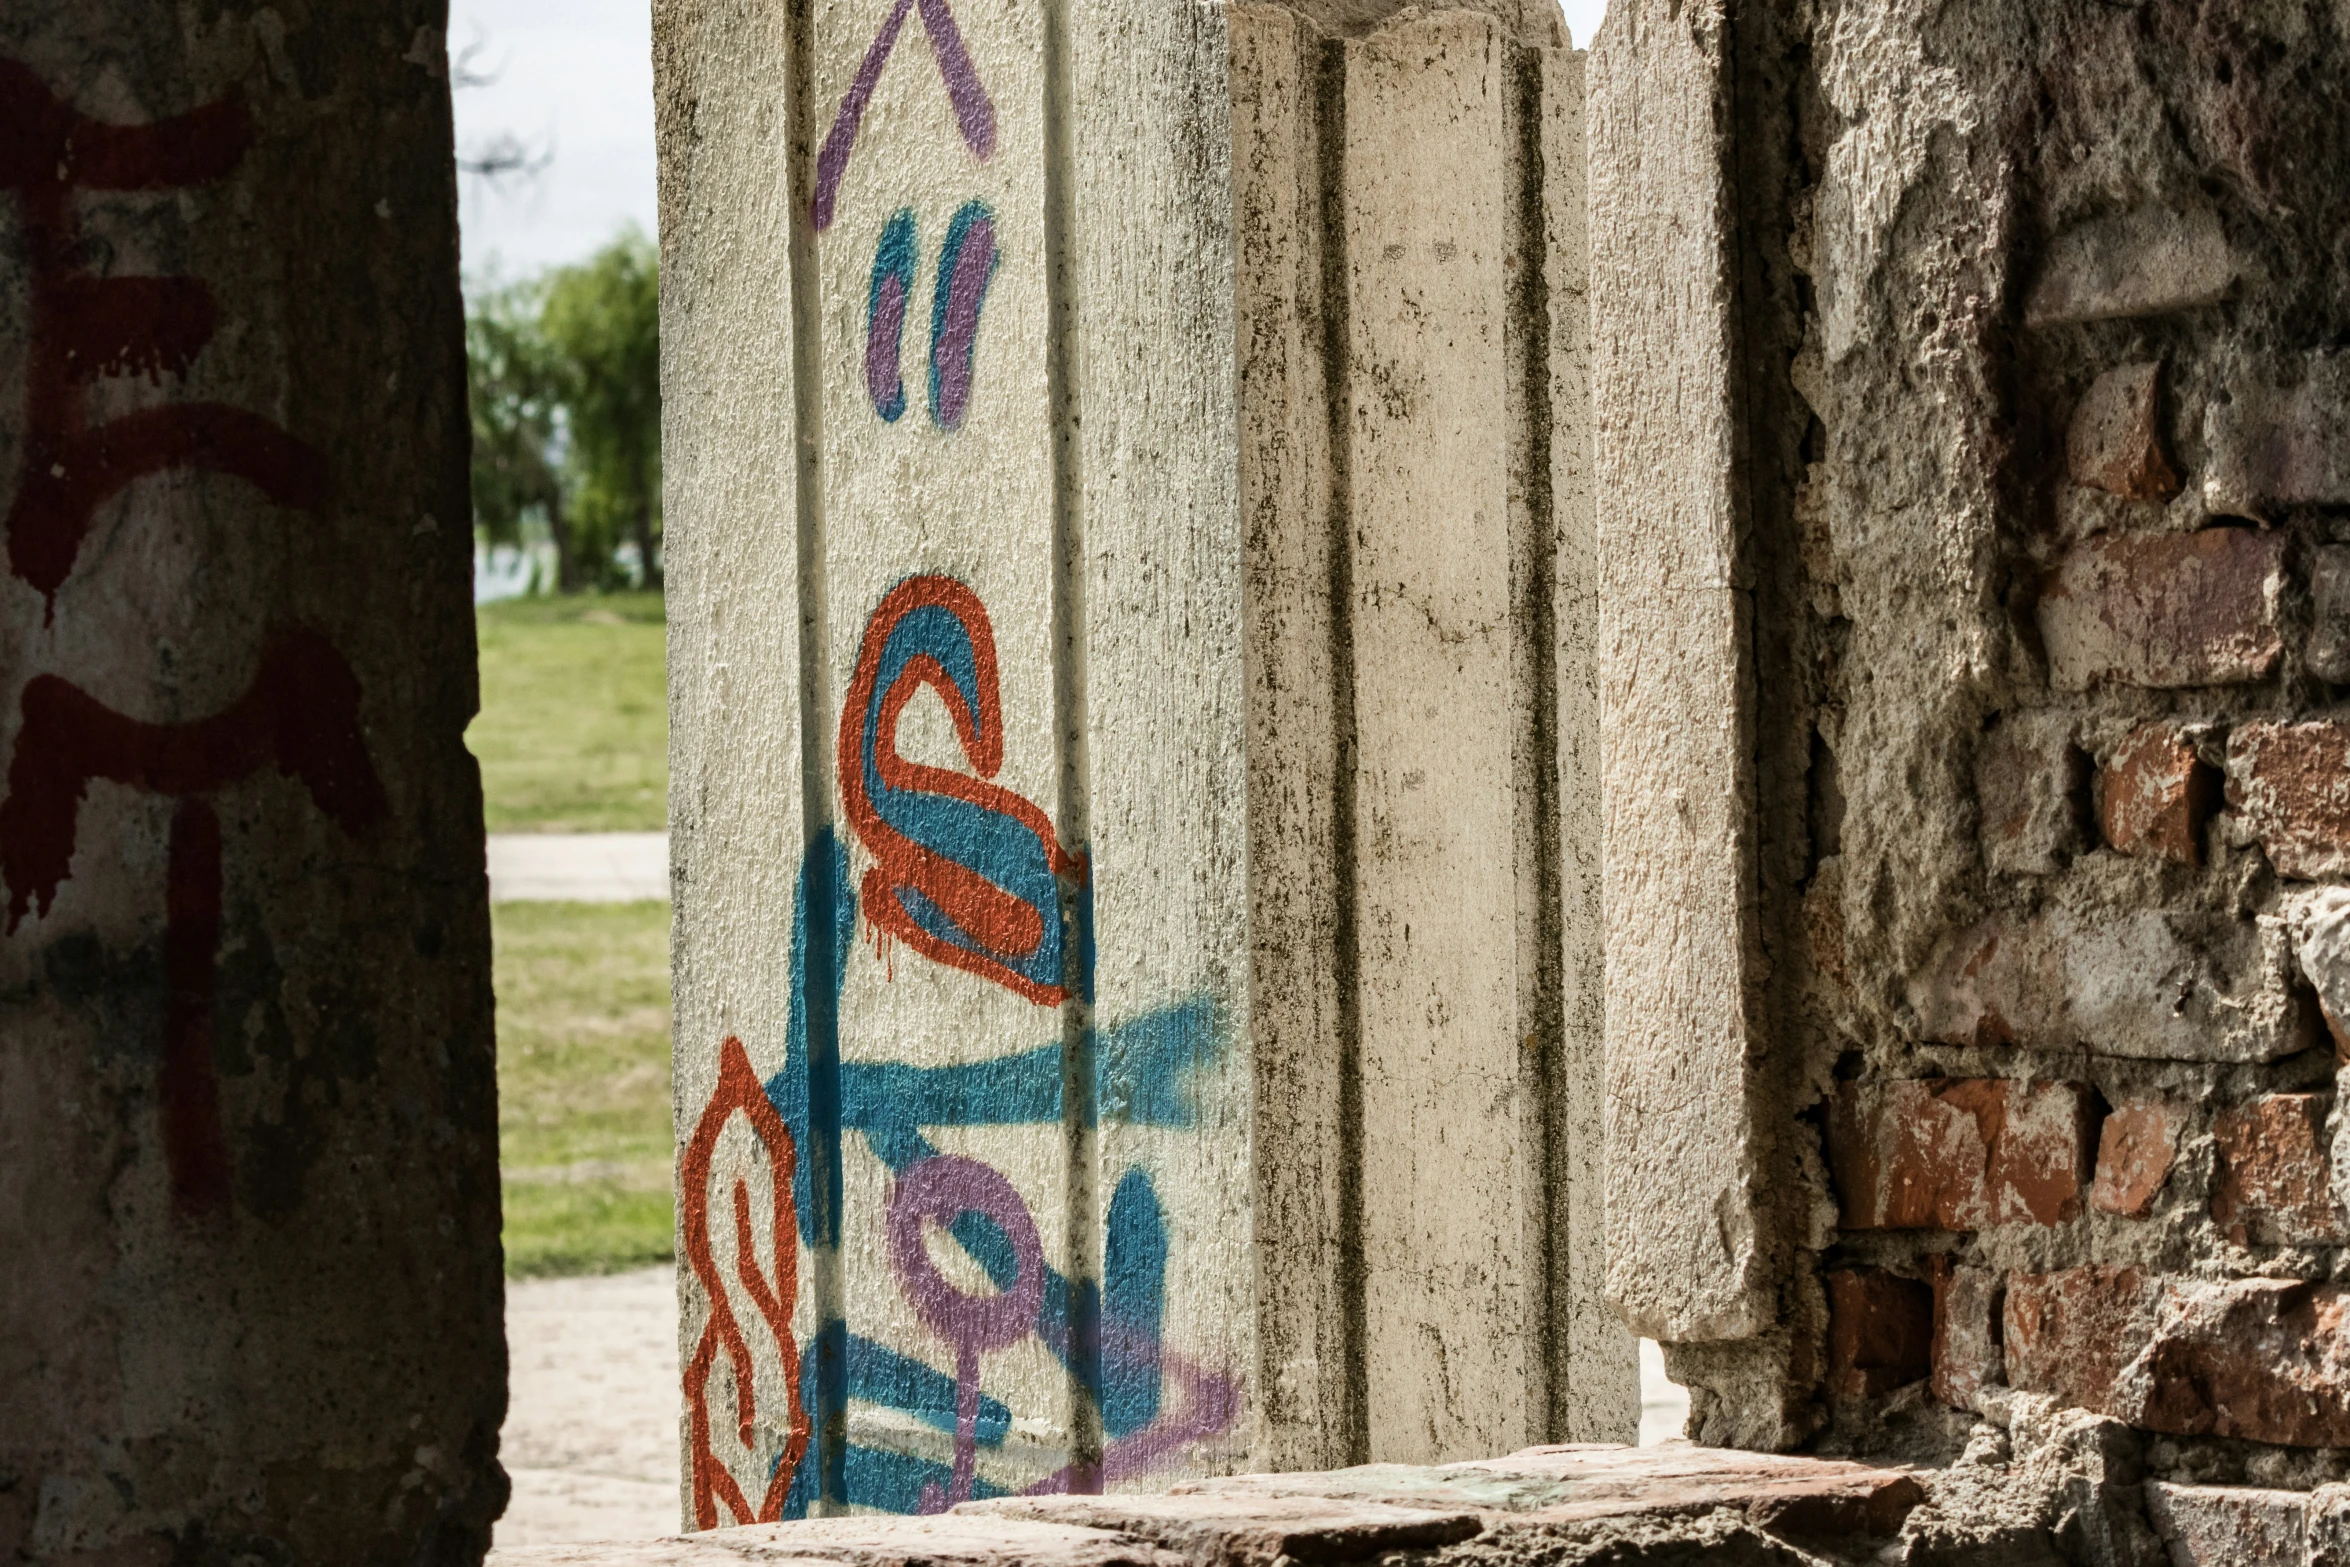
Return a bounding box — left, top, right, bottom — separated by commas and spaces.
1338, 7, 1621, 1467
1587, 0, 1777, 1361
1230, 0, 1352, 1478
0, 6, 503, 1562
1234, 0, 1635, 1470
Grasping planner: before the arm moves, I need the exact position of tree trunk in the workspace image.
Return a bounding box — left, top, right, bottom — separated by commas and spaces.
548, 487, 580, 593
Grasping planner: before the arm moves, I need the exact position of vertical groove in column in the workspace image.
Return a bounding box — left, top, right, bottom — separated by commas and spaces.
1041, 0, 1102, 1491
1512, 42, 1566, 1443
783, 0, 846, 1515
1315, 32, 1370, 1472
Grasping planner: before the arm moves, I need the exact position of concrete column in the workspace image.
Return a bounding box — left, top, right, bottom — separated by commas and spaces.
0, 10, 503, 1561
658, 0, 1631, 1521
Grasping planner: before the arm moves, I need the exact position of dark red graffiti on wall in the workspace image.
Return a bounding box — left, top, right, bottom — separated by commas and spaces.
0, 59, 330, 610
1, 60, 379, 1223
0, 630, 387, 1214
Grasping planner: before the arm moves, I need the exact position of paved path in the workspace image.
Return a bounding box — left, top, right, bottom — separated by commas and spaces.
493, 1265, 1688, 1548
498, 1268, 681, 1549
488, 833, 668, 902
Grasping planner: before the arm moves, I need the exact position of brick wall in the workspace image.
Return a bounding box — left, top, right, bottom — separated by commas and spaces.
1592, 0, 2350, 1496
1791, 0, 2350, 1482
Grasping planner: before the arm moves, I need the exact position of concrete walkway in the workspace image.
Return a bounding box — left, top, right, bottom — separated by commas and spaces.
499, 1268, 682, 1549
489, 833, 669, 902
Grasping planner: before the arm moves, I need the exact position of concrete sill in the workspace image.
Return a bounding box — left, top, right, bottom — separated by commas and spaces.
486, 1443, 1925, 1564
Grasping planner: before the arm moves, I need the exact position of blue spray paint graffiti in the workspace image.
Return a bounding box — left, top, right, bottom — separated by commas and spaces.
760, 829, 1232, 1514
856, 207, 1001, 432
838, 576, 1086, 1007
866, 210, 918, 423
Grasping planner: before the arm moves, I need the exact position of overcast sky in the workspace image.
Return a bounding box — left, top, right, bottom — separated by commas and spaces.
450, 0, 1609, 281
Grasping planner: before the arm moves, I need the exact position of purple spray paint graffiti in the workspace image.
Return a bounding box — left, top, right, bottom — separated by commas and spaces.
867, 210, 918, 422
888, 1156, 1045, 1509
813, 0, 996, 233
928, 201, 998, 432
864, 207, 1000, 431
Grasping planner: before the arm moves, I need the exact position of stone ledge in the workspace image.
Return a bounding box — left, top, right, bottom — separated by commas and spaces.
486, 1444, 1927, 1566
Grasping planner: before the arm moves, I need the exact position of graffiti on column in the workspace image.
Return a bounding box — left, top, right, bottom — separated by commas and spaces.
679, 828, 1240, 1516
0, 62, 380, 1220
0, 634, 387, 1213
676, 2, 1243, 1518
823, 0, 1003, 430
867, 211, 919, 423
812, 0, 997, 235
926, 202, 999, 431
839, 574, 1082, 1007
680, 578, 1240, 1514
865, 203, 1002, 431
0, 61, 330, 610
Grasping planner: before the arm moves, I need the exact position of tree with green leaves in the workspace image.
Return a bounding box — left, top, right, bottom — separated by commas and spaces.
542, 229, 662, 589
466, 229, 662, 593
466, 276, 580, 591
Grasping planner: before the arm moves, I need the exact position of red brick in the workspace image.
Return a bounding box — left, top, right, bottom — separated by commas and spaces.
2145, 1482, 2310, 1567
2091, 1097, 2183, 1218
2068, 361, 2181, 501
2100, 723, 2215, 864
2229, 720, 2350, 881
1926, 1257, 2002, 1410
2122, 1278, 2350, 1448
2003, 1265, 2161, 1414
1977, 714, 2087, 876
2008, 1271, 2350, 1447
2213, 1094, 2345, 1245
2037, 528, 2285, 691
1829, 1079, 2092, 1230
1824, 1268, 1934, 1400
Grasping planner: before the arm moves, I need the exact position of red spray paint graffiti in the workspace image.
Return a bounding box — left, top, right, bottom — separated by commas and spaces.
0, 59, 377, 1224
681, 1036, 810, 1527
0, 629, 387, 1214
0, 59, 330, 609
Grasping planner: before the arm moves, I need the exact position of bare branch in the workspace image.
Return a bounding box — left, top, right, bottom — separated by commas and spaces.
450, 25, 505, 90
458, 131, 555, 187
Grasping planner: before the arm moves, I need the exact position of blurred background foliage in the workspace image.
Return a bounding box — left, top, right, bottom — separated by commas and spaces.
468, 228, 662, 593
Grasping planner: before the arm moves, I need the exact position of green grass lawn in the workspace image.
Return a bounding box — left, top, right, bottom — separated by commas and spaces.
476, 592, 676, 1276
473, 592, 668, 833
495, 899, 675, 1277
